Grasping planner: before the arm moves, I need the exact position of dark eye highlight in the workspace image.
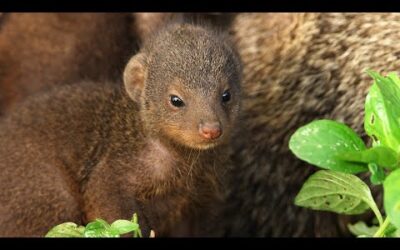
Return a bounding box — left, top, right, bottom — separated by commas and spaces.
222, 90, 231, 103
170, 95, 185, 107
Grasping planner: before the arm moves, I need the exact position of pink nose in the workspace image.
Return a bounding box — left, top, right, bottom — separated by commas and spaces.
199, 122, 222, 140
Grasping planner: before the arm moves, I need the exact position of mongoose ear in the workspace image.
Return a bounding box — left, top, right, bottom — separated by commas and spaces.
123, 53, 147, 100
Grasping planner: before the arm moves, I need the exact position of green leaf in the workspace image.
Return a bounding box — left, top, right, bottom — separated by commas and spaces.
110, 220, 139, 235
382, 223, 400, 237
295, 170, 382, 224
384, 169, 400, 229
365, 71, 400, 153
289, 120, 367, 174
348, 221, 378, 237
368, 163, 386, 185
336, 146, 398, 170
83, 219, 119, 238
45, 222, 85, 237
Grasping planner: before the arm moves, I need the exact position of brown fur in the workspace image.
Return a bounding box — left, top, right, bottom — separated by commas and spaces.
0, 23, 241, 237
130, 13, 235, 45
219, 13, 400, 237
0, 13, 136, 116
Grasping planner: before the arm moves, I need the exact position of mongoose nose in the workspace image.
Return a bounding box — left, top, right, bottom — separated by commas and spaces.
199, 122, 222, 140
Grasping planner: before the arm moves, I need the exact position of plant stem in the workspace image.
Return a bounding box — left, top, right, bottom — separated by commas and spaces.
132, 213, 142, 238
373, 217, 390, 237
368, 201, 384, 226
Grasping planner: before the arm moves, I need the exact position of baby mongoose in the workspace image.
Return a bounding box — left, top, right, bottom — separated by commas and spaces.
0, 23, 241, 236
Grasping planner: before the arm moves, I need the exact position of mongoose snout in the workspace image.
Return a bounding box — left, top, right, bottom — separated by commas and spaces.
199, 121, 222, 140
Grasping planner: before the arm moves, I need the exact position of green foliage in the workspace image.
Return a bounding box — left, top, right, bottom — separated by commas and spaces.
368, 163, 386, 185
46, 213, 143, 238
347, 221, 378, 237
337, 146, 397, 170
45, 222, 85, 237
384, 169, 400, 229
348, 220, 400, 237
111, 220, 139, 235
83, 219, 119, 238
289, 71, 400, 237
365, 71, 400, 153
295, 170, 382, 223
289, 120, 367, 174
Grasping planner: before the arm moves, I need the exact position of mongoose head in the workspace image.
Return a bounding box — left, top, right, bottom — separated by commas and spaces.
124, 23, 241, 150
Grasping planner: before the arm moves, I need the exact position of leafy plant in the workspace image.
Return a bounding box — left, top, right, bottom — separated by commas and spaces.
45, 213, 148, 238
289, 71, 400, 237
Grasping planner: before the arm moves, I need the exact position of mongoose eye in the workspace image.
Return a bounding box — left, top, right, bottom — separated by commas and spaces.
170, 95, 185, 107
222, 90, 231, 103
